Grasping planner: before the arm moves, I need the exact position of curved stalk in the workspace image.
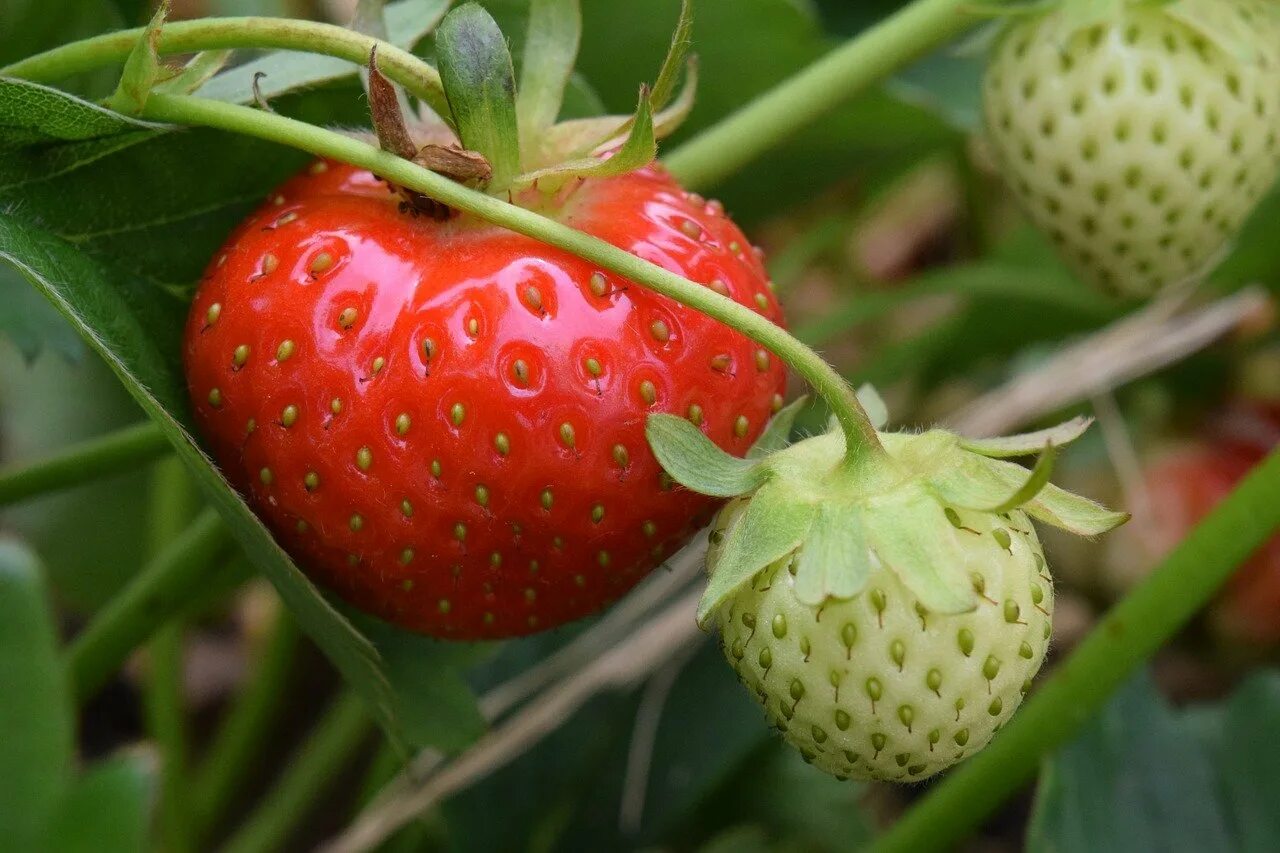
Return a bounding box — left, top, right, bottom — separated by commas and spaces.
663, 0, 1013, 189
0, 18, 448, 118
139, 93, 885, 465
875, 446, 1280, 852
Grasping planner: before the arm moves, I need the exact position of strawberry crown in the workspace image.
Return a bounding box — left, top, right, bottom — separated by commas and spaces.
645, 391, 1129, 625
368, 0, 696, 198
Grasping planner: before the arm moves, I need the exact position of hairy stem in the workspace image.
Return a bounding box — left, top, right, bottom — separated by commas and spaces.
663, 0, 1012, 189
139, 92, 884, 463
0, 422, 169, 507
223, 691, 373, 853
876, 446, 1280, 853
66, 508, 232, 704
0, 18, 448, 118
191, 604, 300, 846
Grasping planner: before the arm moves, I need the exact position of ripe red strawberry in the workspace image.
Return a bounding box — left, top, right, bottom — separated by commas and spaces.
184, 160, 785, 638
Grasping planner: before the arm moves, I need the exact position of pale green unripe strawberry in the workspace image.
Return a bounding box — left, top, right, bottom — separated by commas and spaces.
647, 394, 1127, 783
714, 502, 1053, 782
983, 0, 1280, 297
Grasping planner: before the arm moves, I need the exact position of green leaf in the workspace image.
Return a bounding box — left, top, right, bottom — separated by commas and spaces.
0, 215, 408, 751
436, 2, 522, 190
513, 85, 655, 188
46, 752, 158, 853
650, 0, 693, 111
0, 77, 310, 294
697, 482, 817, 626
1215, 673, 1280, 849
1027, 671, 1236, 853
0, 77, 161, 149
646, 413, 766, 498
517, 0, 582, 157
106, 0, 169, 115
0, 265, 84, 361
959, 416, 1093, 458
747, 395, 808, 459
352, 613, 491, 752
929, 452, 1129, 536
195, 0, 450, 105
0, 539, 73, 853
864, 482, 975, 614
793, 501, 871, 606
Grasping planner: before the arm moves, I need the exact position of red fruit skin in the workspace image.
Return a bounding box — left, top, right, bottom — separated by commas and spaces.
184, 161, 785, 639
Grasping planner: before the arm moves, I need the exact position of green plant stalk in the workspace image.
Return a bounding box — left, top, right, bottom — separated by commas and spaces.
663, 0, 1013, 189
143, 458, 200, 853
138, 92, 884, 465
191, 606, 300, 845
222, 691, 373, 853
0, 421, 168, 507
66, 508, 232, 704
876, 446, 1280, 853
0, 17, 448, 118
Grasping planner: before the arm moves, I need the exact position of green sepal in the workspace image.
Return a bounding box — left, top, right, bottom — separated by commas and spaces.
697, 482, 818, 626
987, 443, 1055, 514
793, 501, 871, 607
646, 413, 766, 498
959, 416, 1092, 458
106, 0, 169, 114
930, 452, 1129, 536
857, 384, 889, 430
517, 0, 582, 161
513, 85, 654, 190
152, 51, 232, 96
747, 395, 808, 460
651, 0, 693, 110
538, 54, 697, 161
436, 2, 522, 191
863, 481, 976, 614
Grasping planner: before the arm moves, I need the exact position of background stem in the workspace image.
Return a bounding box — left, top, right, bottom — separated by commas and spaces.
191, 603, 300, 846
142, 458, 200, 853
0, 18, 448, 118
222, 691, 373, 853
663, 0, 1013, 190
66, 508, 232, 704
0, 422, 168, 507
875, 446, 1280, 853
139, 92, 884, 462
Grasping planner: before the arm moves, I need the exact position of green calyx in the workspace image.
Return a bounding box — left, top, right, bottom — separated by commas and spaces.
646, 399, 1129, 627
371, 0, 696, 196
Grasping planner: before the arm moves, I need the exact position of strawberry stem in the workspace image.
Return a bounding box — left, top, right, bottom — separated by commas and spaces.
663, 0, 1016, 190
0, 421, 169, 507
876, 446, 1280, 853
138, 92, 888, 464
0, 17, 450, 119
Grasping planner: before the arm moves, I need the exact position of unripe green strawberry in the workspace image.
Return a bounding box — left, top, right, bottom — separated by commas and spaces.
715, 503, 1052, 782
647, 396, 1126, 782
983, 0, 1280, 297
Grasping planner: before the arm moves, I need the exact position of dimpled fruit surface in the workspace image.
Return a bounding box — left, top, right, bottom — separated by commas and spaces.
184, 159, 785, 639
717, 505, 1053, 781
